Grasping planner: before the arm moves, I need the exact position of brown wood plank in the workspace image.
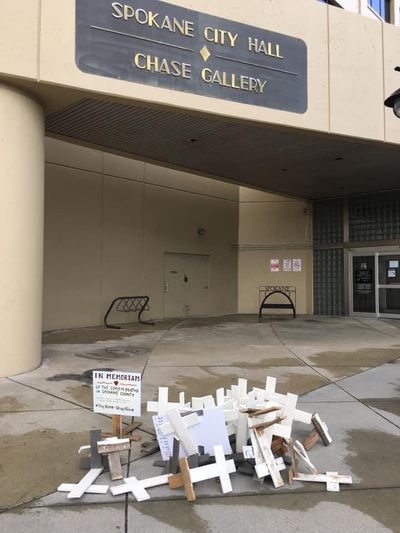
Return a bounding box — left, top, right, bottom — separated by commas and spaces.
249, 415, 286, 430
168, 473, 184, 489
312, 413, 332, 446
179, 457, 196, 502
108, 452, 123, 480
112, 415, 122, 437
121, 420, 142, 435
287, 438, 298, 477
303, 429, 320, 451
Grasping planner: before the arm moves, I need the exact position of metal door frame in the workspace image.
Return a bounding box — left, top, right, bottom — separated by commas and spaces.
349, 246, 400, 318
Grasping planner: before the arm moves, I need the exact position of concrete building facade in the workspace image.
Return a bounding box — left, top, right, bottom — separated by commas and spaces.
1, 0, 400, 376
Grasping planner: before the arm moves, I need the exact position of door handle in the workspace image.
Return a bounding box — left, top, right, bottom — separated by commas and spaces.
163, 282, 169, 293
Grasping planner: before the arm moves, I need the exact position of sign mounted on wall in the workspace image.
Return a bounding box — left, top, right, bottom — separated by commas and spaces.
270, 259, 280, 272
76, 0, 308, 113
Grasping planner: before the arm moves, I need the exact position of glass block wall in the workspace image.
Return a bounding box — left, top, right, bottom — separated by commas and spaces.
313, 191, 400, 316
313, 199, 345, 315
313, 199, 344, 246
349, 192, 400, 242
313, 249, 345, 315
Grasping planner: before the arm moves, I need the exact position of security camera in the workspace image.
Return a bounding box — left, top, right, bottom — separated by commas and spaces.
385, 88, 400, 118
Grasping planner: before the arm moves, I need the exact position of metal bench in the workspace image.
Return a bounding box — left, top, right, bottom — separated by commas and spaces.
258, 286, 296, 320
104, 296, 154, 329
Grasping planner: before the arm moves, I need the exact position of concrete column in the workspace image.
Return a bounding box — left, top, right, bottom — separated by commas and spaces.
0, 84, 44, 377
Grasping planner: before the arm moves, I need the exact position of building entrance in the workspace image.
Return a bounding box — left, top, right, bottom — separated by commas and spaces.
350, 250, 400, 317
163, 253, 210, 318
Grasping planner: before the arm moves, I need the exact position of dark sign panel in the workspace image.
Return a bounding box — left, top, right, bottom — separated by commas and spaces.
76, 0, 308, 113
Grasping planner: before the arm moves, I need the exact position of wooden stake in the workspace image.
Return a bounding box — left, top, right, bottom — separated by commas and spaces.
312, 413, 332, 446
112, 415, 122, 437
249, 415, 286, 430
288, 466, 294, 485
303, 429, 320, 451
287, 438, 298, 477
121, 420, 142, 436
241, 405, 281, 417
179, 457, 196, 502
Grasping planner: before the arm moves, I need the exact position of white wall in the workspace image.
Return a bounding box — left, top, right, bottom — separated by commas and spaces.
43, 138, 239, 330
237, 188, 313, 316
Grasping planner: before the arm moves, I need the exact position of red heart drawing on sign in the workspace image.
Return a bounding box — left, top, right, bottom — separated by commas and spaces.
114, 381, 119, 386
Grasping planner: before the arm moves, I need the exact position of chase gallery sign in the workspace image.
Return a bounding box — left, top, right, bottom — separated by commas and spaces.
76, 0, 308, 113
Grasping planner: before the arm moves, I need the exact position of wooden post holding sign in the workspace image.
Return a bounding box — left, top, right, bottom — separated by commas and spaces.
93, 370, 141, 437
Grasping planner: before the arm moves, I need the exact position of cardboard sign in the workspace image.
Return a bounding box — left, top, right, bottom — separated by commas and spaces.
153, 408, 232, 460
93, 371, 141, 416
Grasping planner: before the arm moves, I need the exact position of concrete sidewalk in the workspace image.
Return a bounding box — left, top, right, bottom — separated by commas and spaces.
0, 315, 399, 532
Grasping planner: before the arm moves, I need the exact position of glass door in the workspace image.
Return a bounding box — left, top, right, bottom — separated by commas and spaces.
378, 254, 400, 317
352, 255, 376, 315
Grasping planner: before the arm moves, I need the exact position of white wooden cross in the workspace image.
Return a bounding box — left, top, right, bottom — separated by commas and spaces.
312, 413, 333, 445
293, 440, 318, 474
252, 428, 285, 488
293, 472, 352, 492
147, 387, 190, 414
248, 409, 291, 447
242, 444, 286, 478
253, 377, 312, 425
249, 428, 269, 478
235, 411, 249, 452
191, 395, 216, 410
268, 378, 312, 425
189, 445, 236, 493
111, 474, 172, 501
58, 468, 105, 499
160, 409, 200, 456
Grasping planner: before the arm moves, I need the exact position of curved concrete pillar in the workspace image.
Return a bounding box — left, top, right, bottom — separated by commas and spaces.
0, 84, 44, 377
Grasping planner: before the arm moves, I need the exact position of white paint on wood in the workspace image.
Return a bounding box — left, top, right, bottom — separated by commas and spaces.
165, 409, 200, 456
191, 397, 204, 410
188, 445, 236, 494
160, 412, 200, 436
147, 387, 191, 414
254, 430, 284, 488
235, 411, 249, 452
280, 393, 298, 434
58, 483, 109, 494
293, 440, 318, 474
111, 474, 171, 499
249, 429, 268, 479
293, 471, 352, 492
216, 388, 225, 406
66, 468, 103, 499
223, 409, 238, 423
238, 378, 247, 398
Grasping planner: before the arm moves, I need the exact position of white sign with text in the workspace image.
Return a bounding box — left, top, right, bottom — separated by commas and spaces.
93, 371, 141, 416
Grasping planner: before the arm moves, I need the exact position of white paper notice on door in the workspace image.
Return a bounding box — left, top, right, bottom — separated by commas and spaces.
293, 259, 302, 272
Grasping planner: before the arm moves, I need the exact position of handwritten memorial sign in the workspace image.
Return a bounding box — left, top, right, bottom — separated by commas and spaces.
93, 370, 141, 416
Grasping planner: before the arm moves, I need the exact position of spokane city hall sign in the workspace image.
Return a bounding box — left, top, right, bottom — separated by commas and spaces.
76, 0, 308, 113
